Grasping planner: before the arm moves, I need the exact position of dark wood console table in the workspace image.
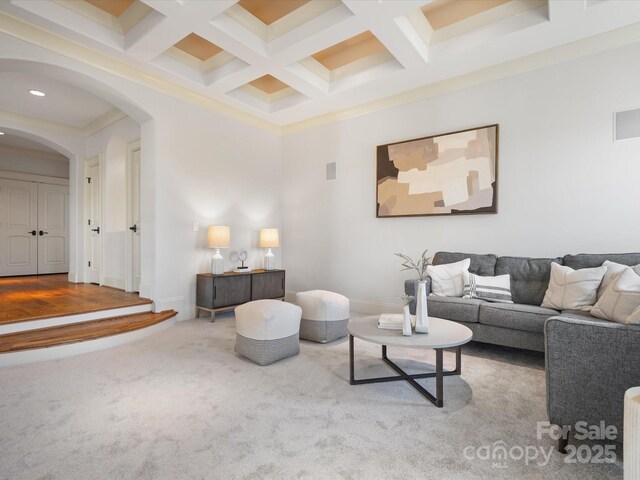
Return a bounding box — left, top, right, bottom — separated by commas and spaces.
196, 269, 285, 321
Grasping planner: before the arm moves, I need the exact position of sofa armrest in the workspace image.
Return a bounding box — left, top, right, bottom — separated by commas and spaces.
403, 278, 432, 315
545, 315, 640, 444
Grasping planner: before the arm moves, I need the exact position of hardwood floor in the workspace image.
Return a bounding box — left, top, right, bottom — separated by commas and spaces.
0, 274, 151, 325
0, 311, 177, 354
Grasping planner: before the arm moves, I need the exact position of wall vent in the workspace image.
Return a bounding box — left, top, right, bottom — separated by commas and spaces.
326, 162, 337, 180
614, 108, 640, 141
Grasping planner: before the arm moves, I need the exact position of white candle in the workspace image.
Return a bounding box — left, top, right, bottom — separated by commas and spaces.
625, 387, 640, 480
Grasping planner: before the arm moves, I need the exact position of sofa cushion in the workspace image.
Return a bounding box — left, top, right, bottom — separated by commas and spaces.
433, 252, 497, 276
562, 253, 640, 270
541, 263, 607, 311
427, 259, 470, 297
479, 303, 560, 333
495, 256, 562, 306
427, 296, 483, 323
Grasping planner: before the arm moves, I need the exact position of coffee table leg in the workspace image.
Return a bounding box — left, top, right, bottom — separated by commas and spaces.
350, 340, 462, 407
436, 349, 443, 407
349, 334, 355, 384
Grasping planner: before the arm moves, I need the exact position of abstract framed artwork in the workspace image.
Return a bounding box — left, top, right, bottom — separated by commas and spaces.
376, 124, 499, 217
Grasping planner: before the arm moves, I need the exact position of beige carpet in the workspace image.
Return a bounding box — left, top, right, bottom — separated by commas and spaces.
0, 313, 623, 480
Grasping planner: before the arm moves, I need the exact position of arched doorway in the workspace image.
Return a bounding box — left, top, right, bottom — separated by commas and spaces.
0, 59, 155, 298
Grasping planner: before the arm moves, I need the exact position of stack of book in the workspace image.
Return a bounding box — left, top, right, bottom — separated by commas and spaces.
378, 313, 404, 330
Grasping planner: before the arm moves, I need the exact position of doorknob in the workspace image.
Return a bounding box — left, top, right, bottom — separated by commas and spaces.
29, 230, 36, 236
129, 224, 138, 233
91, 227, 100, 234
39, 230, 48, 236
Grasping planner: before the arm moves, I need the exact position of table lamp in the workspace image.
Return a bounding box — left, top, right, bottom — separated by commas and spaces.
259, 228, 279, 271
208, 226, 230, 275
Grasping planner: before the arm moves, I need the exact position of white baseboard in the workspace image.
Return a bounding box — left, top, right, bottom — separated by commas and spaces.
155, 296, 186, 319
103, 275, 125, 290
284, 289, 400, 315
67, 272, 81, 283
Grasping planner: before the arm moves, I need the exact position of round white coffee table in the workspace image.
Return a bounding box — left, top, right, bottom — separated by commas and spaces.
348, 316, 472, 407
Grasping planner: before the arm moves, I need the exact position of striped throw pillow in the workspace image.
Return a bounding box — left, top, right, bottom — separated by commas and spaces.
463, 272, 513, 303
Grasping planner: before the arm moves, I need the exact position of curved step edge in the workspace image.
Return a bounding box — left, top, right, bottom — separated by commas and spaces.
0, 315, 177, 368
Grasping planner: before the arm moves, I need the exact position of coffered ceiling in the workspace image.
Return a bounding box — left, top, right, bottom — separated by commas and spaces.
1, 0, 640, 130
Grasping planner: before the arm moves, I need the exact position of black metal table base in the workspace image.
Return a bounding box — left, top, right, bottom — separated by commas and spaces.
349, 335, 462, 407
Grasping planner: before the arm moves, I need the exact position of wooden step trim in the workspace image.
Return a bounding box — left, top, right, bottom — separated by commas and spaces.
0, 310, 177, 354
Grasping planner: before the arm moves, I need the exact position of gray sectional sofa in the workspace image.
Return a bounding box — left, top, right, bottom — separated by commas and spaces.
405, 251, 640, 352
405, 251, 640, 448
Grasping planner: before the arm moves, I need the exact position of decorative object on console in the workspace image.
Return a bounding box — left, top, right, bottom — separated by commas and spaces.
463, 271, 513, 303
541, 263, 607, 311
207, 225, 230, 275
400, 294, 415, 336
259, 228, 279, 271
624, 387, 640, 480
395, 250, 432, 334
427, 258, 471, 297
376, 124, 498, 217
234, 251, 251, 273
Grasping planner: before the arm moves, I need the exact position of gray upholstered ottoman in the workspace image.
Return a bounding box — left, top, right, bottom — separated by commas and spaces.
295, 290, 350, 343
234, 300, 301, 365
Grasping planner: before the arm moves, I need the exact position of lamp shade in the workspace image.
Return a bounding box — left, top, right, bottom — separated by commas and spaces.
259, 228, 279, 248
208, 226, 230, 248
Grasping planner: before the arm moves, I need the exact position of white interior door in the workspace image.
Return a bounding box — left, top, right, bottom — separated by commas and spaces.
131, 147, 141, 292
86, 162, 101, 284
0, 179, 38, 276
37, 183, 69, 274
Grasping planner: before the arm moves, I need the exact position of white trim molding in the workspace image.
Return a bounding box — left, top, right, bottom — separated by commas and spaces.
155, 296, 186, 319
0, 169, 69, 185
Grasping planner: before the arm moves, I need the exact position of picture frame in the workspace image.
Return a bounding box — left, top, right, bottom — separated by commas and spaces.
376, 124, 499, 218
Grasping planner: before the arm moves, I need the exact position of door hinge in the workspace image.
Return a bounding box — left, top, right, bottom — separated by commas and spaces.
88, 219, 91, 226
88, 261, 91, 267
87, 177, 91, 184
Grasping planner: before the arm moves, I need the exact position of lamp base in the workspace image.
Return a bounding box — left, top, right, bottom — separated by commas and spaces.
211, 249, 224, 275
264, 248, 275, 270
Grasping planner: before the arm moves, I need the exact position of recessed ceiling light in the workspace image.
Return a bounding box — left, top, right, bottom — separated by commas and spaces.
29, 90, 46, 97
0, 131, 4, 135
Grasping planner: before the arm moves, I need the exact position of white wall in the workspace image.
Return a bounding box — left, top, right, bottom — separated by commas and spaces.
282, 41, 640, 312
0, 148, 68, 178
150, 94, 282, 314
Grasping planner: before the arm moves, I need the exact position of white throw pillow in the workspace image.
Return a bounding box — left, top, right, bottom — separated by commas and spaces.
463, 271, 513, 303
591, 268, 640, 324
427, 259, 471, 297
541, 263, 607, 311
597, 260, 640, 299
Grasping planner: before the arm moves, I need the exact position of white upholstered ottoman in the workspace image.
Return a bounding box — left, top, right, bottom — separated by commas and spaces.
295, 290, 350, 343
234, 300, 302, 365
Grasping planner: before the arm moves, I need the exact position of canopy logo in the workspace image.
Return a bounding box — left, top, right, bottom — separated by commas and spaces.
463, 421, 618, 469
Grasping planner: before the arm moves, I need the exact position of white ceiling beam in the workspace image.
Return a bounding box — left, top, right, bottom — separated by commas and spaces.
126, 0, 236, 61
547, 0, 585, 23
341, 0, 430, 69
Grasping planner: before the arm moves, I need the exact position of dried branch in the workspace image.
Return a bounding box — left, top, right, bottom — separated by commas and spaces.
394, 250, 432, 281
